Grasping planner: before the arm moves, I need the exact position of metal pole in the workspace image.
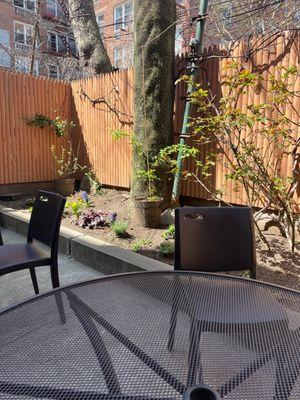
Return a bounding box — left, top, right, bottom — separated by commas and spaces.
172, 0, 209, 202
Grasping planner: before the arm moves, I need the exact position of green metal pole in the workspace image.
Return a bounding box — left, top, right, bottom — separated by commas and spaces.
172, 0, 209, 202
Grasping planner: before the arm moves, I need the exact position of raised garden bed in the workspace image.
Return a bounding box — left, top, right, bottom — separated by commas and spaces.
1, 189, 299, 291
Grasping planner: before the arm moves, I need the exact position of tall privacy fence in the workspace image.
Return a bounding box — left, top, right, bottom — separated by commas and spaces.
0, 32, 299, 205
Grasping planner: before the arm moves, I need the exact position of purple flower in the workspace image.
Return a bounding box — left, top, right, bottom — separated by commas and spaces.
109, 212, 117, 223
81, 191, 88, 203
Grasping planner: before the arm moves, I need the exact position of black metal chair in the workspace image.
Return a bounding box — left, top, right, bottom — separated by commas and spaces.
0, 190, 66, 295
174, 206, 257, 278
168, 207, 267, 386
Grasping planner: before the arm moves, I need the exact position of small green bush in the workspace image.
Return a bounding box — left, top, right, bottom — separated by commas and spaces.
162, 224, 175, 240
158, 241, 175, 257
66, 192, 92, 219
66, 199, 85, 219
131, 239, 152, 253
111, 221, 128, 237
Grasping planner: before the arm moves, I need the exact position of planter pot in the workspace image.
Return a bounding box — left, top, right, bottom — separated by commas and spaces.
134, 197, 163, 228
54, 178, 75, 197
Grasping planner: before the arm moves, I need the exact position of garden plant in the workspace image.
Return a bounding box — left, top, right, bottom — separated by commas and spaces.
161, 63, 299, 251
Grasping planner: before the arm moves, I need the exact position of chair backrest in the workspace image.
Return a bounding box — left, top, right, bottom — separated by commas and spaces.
175, 207, 256, 273
27, 191, 66, 255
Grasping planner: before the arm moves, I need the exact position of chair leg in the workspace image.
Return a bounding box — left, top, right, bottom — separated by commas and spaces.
250, 268, 257, 280
29, 267, 39, 295
50, 261, 60, 289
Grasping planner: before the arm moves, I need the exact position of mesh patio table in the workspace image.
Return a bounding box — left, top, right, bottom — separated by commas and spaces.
0, 271, 299, 400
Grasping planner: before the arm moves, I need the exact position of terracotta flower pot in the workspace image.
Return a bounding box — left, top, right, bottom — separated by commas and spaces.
54, 178, 75, 197
133, 197, 163, 228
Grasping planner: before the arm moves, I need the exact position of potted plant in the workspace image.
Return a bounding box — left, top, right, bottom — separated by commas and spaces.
51, 141, 82, 196
131, 138, 165, 228
133, 167, 164, 229
111, 129, 164, 228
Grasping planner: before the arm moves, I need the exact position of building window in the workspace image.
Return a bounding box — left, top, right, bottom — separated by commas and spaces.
114, 46, 133, 69
97, 13, 104, 34
257, 20, 265, 35
14, 21, 33, 50
46, 0, 64, 19
48, 32, 67, 54
222, 6, 232, 27
114, 2, 132, 33
175, 25, 183, 55
14, 0, 36, 12
48, 64, 59, 79
67, 37, 77, 56
0, 29, 11, 68
15, 56, 39, 75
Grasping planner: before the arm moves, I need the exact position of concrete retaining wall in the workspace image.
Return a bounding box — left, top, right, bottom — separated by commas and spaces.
0, 205, 171, 275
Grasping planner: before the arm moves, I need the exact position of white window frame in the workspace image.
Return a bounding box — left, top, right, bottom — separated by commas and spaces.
48, 31, 67, 54
46, 0, 64, 19
114, 2, 132, 33
97, 13, 104, 34
67, 36, 77, 56
0, 29, 11, 69
14, 21, 34, 47
48, 64, 59, 79
13, 0, 36, 12
222, 5, 233, 27
114, 45, 133, 69
175, 25, 183, 55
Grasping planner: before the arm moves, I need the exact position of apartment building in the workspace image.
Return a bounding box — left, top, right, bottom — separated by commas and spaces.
1, 1, 299, 78
0, 0, 76, 78
93, 0, 191, 69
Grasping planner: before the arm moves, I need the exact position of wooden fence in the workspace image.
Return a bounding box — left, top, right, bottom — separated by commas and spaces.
178, 33, 300, 205
70, 69, 133, 188
0, 32, 299, 205
0, 70, 70, 184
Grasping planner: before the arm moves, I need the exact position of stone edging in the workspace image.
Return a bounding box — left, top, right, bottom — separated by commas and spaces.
0, 205, 171, 275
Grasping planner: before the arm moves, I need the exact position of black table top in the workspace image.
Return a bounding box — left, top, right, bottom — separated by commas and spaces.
0, 271, 299, 400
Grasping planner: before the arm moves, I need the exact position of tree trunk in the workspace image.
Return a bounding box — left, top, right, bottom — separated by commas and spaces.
132, 0, 176, 201
67, 0, 112, 75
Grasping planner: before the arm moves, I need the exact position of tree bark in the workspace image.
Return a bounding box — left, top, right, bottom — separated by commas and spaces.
67, 0, 112, 75
132, 0, 176, 200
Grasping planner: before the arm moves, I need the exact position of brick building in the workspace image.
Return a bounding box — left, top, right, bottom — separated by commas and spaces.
0, 0, 76, 78
1, 0, 299, 78
93, 0, 190, 69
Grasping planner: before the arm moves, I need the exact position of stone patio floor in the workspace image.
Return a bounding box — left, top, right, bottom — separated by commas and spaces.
0, 228, 103, 311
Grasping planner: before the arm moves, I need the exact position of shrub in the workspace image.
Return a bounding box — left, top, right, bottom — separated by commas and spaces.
131, 239, 152, 253
84, 170, 103, 195
66, 198, 85, 219
158, 241, 175, 257
162, 224, 175, 240
111, 221, 128, 238
66, 192, 92, 219
77, 209, 107, 229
